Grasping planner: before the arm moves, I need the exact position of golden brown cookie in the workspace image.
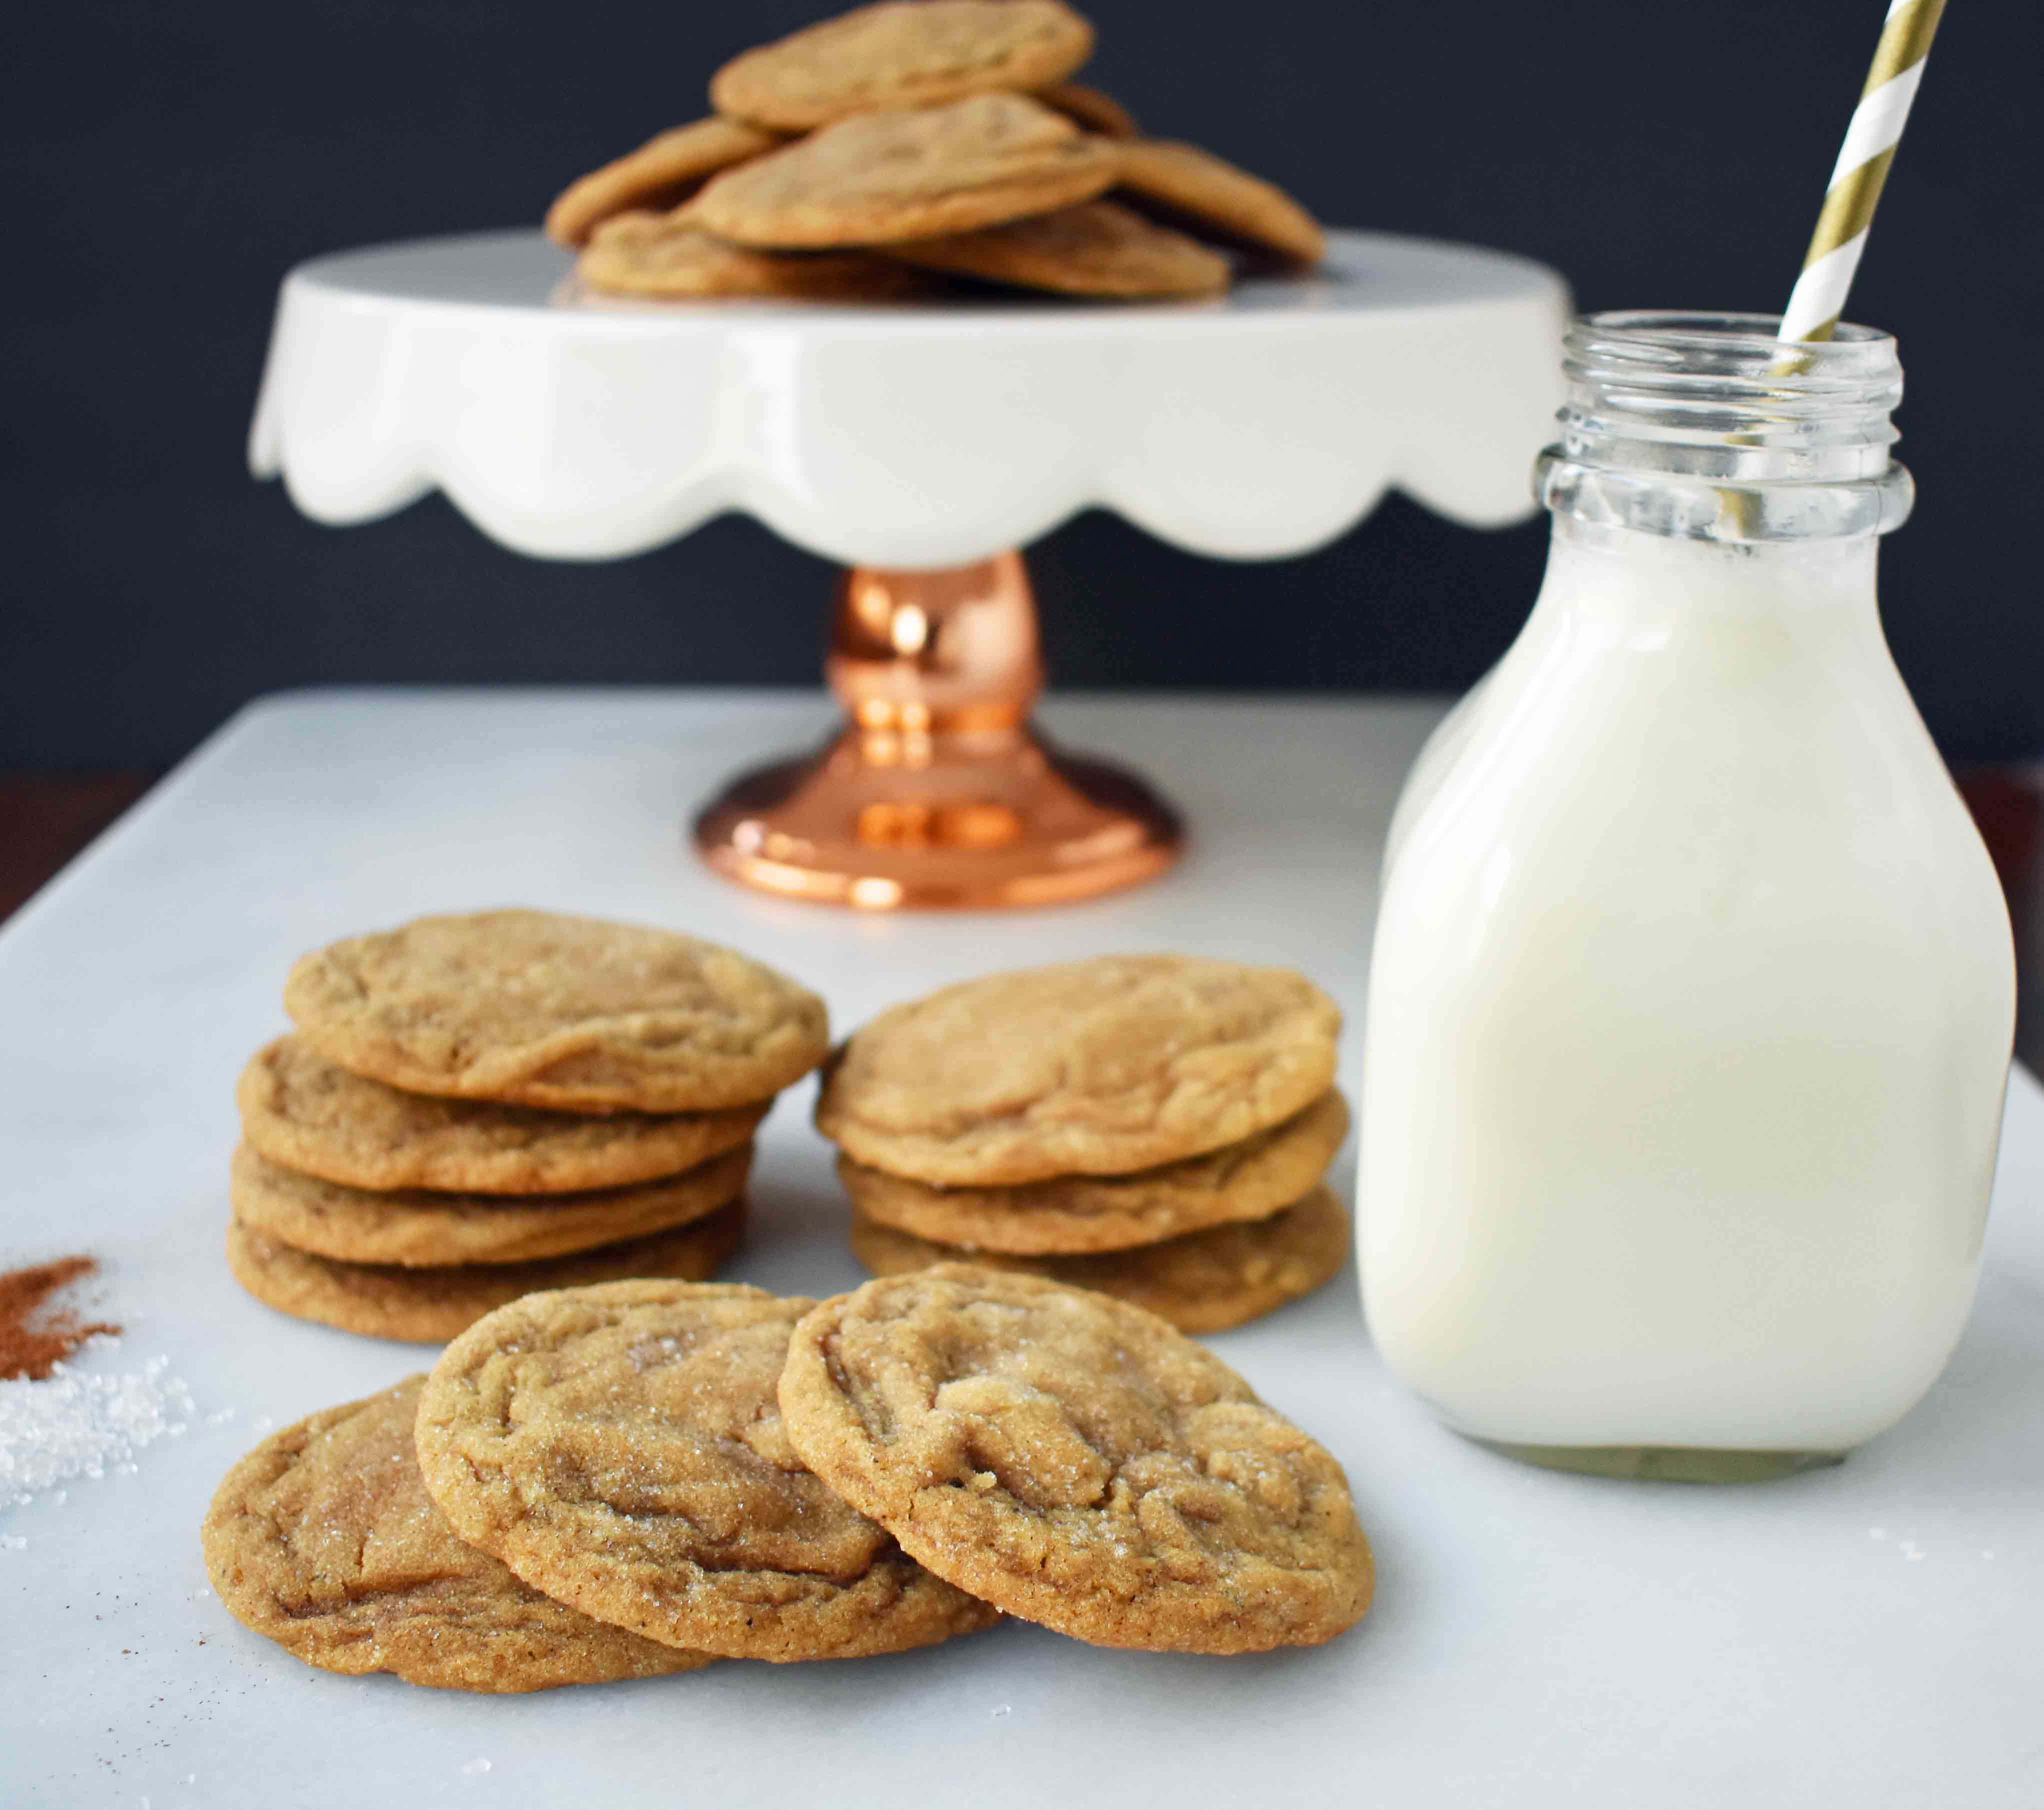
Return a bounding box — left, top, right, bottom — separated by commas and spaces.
414, 1281, 1000, 1662
887, 199, 1229, 298
578, 214, 941, 301
841, 1090, 1348, 1253
779, 1266, 1373, 1652
225, 1202, 745, 1344
237, 1035, 765, 1196
1114, 139, 1326, 266
711, 0, 1095, 132
203, 1376, 710, 1692
283, 910, 829, 1114
230, 1142, 751, 1269
1035, 82, 1138, 140
850, 1184, 1350, 1333
546, 116, 783, 246
691, 94, 1118, 249
816, 954, 1342, 1185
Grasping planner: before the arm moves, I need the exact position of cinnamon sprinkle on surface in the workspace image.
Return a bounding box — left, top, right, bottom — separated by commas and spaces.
0, 1257, 120, 1381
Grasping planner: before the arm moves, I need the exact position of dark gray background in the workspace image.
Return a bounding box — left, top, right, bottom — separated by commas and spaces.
5, 0, 2037, 769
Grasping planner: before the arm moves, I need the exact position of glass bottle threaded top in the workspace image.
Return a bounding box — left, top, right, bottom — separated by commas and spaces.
1536, 310, 1914, 543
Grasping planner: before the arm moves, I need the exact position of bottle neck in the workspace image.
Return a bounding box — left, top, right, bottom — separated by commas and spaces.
1540, 312, 1913, 547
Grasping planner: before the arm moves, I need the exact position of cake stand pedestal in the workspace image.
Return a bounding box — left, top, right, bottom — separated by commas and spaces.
693, 552, 1181, 908
251, 228, 1567, 908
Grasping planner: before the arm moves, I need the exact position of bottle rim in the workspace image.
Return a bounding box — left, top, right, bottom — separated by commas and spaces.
1566, 311, 1902, 412
1576, 309, 1893, 350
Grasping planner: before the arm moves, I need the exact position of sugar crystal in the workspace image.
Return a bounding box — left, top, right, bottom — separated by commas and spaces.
0, 1348, 198, 1506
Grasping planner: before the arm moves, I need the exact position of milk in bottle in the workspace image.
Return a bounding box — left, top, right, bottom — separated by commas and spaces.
1359, 312, 2014, 1480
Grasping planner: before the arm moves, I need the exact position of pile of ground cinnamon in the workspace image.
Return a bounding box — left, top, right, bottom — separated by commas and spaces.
0, 1256, 120, 1381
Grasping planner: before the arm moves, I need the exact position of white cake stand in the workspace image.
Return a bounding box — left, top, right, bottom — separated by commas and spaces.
251, 228, 1567, 908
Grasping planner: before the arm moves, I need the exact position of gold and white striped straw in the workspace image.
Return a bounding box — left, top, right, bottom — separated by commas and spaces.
1778, 0, 1948, 343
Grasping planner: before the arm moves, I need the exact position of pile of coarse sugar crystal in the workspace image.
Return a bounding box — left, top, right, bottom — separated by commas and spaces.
1, 1342, 199, 1508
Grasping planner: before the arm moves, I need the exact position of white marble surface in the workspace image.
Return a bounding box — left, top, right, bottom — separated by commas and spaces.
248, 230, 1568, 565
3, 689, 2038, 1810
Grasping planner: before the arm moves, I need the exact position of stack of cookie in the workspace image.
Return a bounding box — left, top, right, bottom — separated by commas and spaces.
818, 954, 1352, 1331
204, 1266, 1373, 1691
549, 0, 1325, 304
225, 910, 829, 1343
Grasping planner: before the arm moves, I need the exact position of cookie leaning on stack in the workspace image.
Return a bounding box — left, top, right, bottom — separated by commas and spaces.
223, 910, 830, 1342
817, 954, 1351, 1330
781, 1266, 1375, 1652
549, 0, 1323, 303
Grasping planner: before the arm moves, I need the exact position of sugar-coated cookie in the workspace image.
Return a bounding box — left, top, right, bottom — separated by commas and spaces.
779, 1266, 1372, 1652
202, 1376, 711, 1691
691, 94, 1117, 248
225, 1204, 745, 1344
414, 1281, 1001, 1661
230, 1142, 750, 1268
238, 1036, 764, 1196
816, 954, 1341, 1184
711, 0, 1095, 132
284, 910, 828, 1114
546, 116, 782, 246
849, 1182, 1350, 1333
888, 200, 1229, 298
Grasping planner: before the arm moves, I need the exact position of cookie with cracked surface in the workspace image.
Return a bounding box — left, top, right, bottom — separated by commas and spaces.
779, 1265, 1373, 1652
230, 1142, 751, 1269
849, 1184, 1350, 1334
238, 1035, 765, 1196
887, 200, 1229, 298
546, 116, 783, 247
578, 214, 941, 301
1114, 140, 1326, 266
841, 1090, 1348, 1254
815, 953, 1342, 1185
1034, 82, 1138, 140
283, 909, 829, 1114
690, 94, 1117, 249
711, 0, 1095, 132
225, 1202, 744, 1344
203, 1376, 710, 1692
414, 1280, 1000, 1662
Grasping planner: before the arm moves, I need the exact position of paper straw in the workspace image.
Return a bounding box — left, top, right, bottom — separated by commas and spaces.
1778, 0, 1948, 343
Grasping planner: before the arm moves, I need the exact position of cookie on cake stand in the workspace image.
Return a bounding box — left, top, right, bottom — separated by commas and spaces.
250, 227, 1566, 908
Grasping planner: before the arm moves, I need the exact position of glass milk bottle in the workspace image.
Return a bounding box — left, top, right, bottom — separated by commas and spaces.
1359, 312, 2014, 1481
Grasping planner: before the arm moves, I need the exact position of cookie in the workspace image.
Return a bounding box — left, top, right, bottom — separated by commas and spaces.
226, 1202, 745, 1344
1113, 139, 1326, 266
238, 1036, 765, 1196
710, 0, 1095, 132
887, 199, 1229, 298
203, 1376, 709, 1692
230, 1142, 751, 1269
546, 116, 783, 247
850, 1184, 1350, 1333
778, 1266, 1373, 1652
841, 1090, 1348, 1254
1035, 82, 1138, 140
690, 94, 1118, 249
579, 214, 940, 302
283, 910, 829, 1114
414, 1281, 1001, 1662
815, 954, 1342, 1184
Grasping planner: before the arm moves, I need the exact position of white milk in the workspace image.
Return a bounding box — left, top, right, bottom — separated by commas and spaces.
1359, 315, 2014, 1472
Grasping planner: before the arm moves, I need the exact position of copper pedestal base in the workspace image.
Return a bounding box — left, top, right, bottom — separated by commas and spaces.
692, 553, 1181, 910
